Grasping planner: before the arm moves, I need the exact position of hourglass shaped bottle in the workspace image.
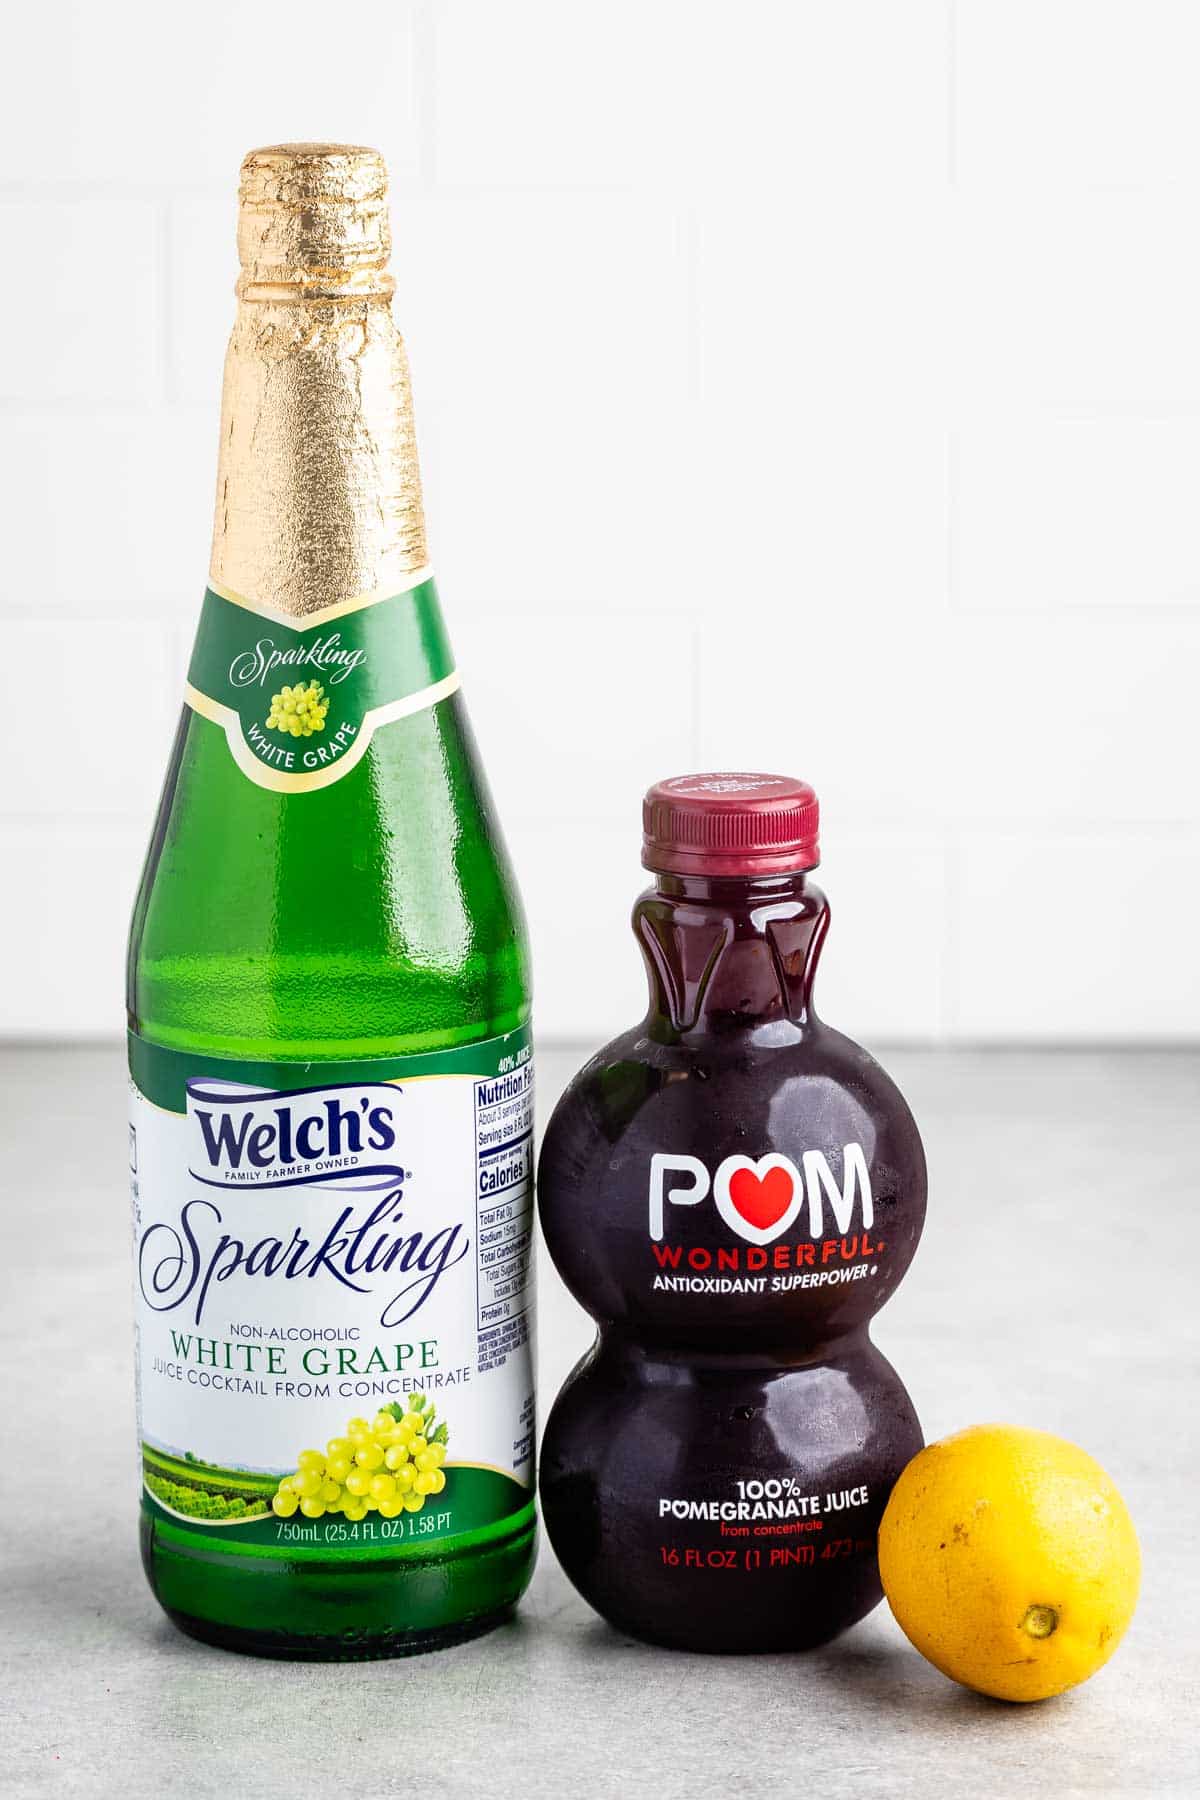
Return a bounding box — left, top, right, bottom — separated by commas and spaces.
538, 774, 927, 1652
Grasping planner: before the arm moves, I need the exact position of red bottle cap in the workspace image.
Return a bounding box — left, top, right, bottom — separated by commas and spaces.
642, 772, 820, 876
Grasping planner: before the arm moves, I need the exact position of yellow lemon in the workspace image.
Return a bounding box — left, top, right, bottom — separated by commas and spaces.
878, 1424, 1140, 1702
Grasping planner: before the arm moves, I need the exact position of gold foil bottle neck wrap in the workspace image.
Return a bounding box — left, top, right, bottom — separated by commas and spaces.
236, 143, 394, 303
210, 144, 428, 618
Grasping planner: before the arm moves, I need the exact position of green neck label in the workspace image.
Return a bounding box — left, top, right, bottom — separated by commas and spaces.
185, 575, 457, 793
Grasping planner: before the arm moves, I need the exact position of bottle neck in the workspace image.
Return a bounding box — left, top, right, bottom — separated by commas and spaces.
209, 292, 429, 618
633, 867, 829, 1038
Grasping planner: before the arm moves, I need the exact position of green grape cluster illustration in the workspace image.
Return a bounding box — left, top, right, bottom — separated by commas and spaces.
273, 1395, 449, 1522
266, 680, 329, 737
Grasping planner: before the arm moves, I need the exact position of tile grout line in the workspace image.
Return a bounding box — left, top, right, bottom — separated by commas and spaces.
411, 0, 439, 189
946, 0, 958, 191
941, 829, 961, 1045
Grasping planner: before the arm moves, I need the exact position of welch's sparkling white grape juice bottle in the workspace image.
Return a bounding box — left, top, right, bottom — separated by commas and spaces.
538, 774, 926, 1653
126, 145, 535, 1658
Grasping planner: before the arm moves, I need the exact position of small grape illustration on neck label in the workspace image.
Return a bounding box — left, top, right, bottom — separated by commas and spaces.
266, 680, 329, 738
273, 1397, 450, 1523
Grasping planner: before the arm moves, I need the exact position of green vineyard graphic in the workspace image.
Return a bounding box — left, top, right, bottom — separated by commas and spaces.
142, 1444, 275, 1524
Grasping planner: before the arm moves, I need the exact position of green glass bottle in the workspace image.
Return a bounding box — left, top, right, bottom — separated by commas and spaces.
127, 144, 535, 1658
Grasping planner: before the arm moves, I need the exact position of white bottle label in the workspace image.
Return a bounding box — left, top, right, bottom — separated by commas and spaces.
128, 1030, 534, 1552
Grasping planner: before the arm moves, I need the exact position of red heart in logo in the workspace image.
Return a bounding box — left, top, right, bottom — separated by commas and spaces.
727, 1165, 795, 1232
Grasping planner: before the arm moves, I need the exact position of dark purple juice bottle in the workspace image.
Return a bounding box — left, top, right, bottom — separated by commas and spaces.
538, 774, 927, 1653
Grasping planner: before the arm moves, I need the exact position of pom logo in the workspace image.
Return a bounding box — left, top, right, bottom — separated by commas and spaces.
650, 1145, 873, 1246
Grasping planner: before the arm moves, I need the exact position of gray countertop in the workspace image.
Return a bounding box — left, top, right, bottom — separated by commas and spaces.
3, 1045, 1197, 1799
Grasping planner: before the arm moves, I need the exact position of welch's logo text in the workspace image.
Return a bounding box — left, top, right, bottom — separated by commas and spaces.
187, 1080, 398, 1186
137, 1081, 468, 1329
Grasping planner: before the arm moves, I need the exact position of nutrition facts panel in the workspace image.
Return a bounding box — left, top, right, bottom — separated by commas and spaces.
473, 1063, 534, 1335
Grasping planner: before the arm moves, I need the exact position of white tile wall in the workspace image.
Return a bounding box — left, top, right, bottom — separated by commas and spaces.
953, 834, 1200, 1040
2, 2, 1197, 1043
0, 2, 423, 186
0, 197, 163, 406
954, 420, 1200, 612
954, 2, 1200, 191
0, 824, 149, 1036
953, 191, 1200, 416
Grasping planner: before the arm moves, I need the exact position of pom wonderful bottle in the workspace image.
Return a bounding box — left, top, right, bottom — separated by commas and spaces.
127, 146, 535, 1658
538, 774, 926, 1652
